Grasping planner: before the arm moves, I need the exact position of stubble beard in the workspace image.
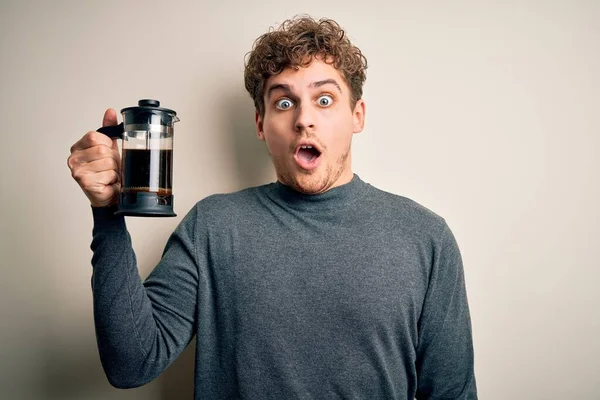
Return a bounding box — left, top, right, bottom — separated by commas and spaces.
272, 142, 352, 195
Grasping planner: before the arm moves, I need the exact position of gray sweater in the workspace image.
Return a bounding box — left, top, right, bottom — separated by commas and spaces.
90, 174, 477, 399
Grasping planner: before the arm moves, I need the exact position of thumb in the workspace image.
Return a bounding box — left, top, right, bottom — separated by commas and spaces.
102, 108, 118, 127
102, 108, 120, 155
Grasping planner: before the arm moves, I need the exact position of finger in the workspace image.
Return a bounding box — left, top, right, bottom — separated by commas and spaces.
70, 130, 114, 152
102, 108, 118, 127
85, 182, 120, 208
73, 157, 119, 175
94, 169, 120, 186
110, 138, 121, 170
77, 170, 120, 191
69, 142, 117, 165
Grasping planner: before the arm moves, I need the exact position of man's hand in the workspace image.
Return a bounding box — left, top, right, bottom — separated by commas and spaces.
67, 109, 121, 208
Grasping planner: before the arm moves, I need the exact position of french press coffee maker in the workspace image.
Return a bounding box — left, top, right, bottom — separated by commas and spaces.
97, 99, 179, 217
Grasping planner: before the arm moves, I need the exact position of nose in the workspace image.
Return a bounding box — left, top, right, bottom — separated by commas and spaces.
294, 104, 316, 132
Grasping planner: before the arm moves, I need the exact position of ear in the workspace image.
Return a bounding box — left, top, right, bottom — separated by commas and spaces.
352, 99, 366, 134
255, 110, 265, 141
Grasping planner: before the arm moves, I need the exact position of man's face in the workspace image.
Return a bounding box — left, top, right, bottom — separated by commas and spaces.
255, 57, 365, 194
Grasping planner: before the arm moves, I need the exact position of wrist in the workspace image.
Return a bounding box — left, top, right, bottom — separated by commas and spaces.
91, 204, 123, 224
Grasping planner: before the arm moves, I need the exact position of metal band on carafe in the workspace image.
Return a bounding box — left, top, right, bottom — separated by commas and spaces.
124, 123, 174, 135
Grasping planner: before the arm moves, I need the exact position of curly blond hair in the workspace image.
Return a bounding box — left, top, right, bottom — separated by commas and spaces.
244, 16, 368, 116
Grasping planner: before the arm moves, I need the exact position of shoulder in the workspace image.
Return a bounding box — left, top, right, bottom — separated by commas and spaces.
362, 183, 450, 243
365, 184, 445, 224
189, 183, 272, 224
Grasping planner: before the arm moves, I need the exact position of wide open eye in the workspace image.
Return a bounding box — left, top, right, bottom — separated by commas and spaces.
275, 98, 294, 110
317, 95, 333, 107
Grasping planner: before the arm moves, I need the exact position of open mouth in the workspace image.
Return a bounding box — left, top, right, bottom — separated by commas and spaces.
294, 144, 322, 170
297, 145, 321, 162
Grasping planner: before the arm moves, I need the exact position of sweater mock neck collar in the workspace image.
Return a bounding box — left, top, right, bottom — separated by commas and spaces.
268, 174, 369, 210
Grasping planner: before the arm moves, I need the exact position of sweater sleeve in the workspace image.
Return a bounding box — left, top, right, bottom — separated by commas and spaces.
415, 221, 477, 399
89, 205, 199, 389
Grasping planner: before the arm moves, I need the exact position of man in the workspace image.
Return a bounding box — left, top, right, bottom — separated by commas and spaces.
67, 16, 477, 399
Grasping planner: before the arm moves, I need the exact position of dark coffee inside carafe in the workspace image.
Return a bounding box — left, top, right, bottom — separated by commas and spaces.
121, 149, 173, 195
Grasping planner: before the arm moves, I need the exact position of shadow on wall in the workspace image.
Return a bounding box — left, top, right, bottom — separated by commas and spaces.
157, 339, 196, 399
221, 88, 276, 189
40, 331, 122, 400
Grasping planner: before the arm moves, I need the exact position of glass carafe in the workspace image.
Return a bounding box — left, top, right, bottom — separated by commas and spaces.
98, 99, 179, 217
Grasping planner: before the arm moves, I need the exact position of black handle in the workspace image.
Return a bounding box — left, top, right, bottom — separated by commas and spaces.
97, 122, 124, 139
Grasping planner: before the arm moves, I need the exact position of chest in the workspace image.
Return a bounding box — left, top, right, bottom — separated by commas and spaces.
210, 217, 431, 338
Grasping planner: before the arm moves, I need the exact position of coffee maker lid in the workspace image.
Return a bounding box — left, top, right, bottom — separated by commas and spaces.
121, 99, 177, 116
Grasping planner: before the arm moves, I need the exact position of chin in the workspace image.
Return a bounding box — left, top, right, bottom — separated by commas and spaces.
276, 157, 348, 194
294, 181, 325, 195
289, 170, 336, 195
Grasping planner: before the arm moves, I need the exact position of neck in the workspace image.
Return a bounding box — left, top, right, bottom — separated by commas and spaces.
331, 167, 354, 190
268, 173, 369, 212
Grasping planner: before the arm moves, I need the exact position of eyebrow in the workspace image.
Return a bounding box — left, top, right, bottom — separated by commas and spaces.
310, 79, 342, 93
266, 79, 343, 100
266, 83, 293, 100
